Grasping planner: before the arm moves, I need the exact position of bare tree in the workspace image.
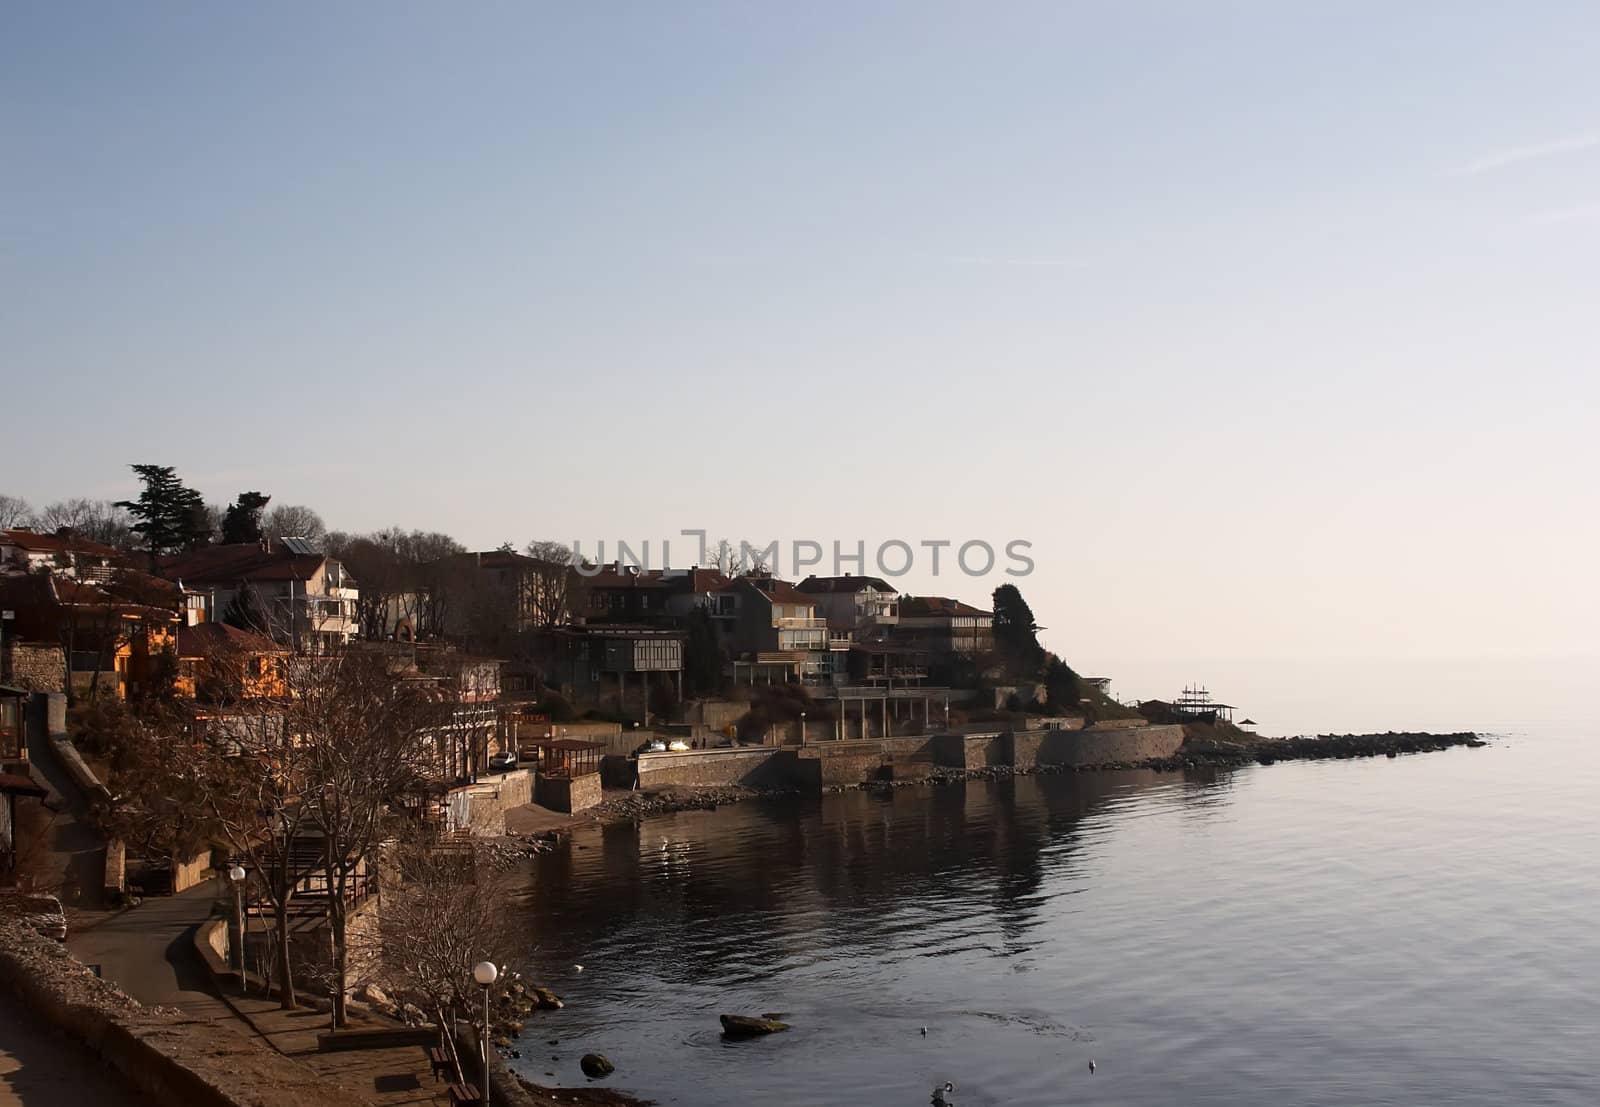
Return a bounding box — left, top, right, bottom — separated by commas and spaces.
524, 540, 577, 628
0, 494, 33, 530
262, 504, 326, 542
200, 698, 319, 1008
293, 653, 432, 1026
34, 499, 135, 549
373, 833, 524, 1081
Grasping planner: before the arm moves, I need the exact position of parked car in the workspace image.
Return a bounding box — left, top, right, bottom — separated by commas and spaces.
1, 892, 67, 942
487, 750, 518, 773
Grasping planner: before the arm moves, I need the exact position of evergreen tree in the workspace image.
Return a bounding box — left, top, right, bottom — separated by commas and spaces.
683, 607, 724, 697
115, 464, 208, 555
1044, 655, 1083, 712
223, 584, 271, 637
992, 583, 1046, 674
221, 491, 272, 544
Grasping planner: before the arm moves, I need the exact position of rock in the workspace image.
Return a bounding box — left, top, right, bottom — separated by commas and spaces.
580, 1053, 615, 1077
720, 1014, 790, 1037
532, 985, 564, 1009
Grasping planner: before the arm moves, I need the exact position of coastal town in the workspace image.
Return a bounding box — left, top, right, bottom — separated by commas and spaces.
0, 474, 1481, 1107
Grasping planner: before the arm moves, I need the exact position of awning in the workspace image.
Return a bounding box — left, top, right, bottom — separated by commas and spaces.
0, 773, 47, 797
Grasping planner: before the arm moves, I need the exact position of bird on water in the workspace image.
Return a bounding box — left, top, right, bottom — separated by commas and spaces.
1089, 1060, 1097, 1074
932, 1081, 955, 1105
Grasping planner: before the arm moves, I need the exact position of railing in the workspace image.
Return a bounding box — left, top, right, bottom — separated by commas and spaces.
773, 617, 828, 629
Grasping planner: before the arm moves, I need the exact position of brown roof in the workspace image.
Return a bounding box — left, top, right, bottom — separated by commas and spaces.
581, 566, 734, 593
159, 543, 325, 584
0, 529, 123, 559
898, 596, 991, 619
797, 574, 898, 595
754, 580, 815, 607
0, 773, 47, 797
177, 621, 289, 660
582, 567, 674, 591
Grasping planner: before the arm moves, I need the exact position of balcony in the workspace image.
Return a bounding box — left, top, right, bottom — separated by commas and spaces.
772, 617, 827, 629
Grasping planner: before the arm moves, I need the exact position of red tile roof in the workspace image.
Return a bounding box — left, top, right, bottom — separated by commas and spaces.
159, 544, 325, 584
177, 621, 289, 660
0, 529, 123, 559
898, 596, 991, 619
797, 574, 898, 595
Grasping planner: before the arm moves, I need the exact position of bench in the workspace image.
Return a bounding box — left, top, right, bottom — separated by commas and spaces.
428, 1047, 451, 1082
447, 1083, 481, 1107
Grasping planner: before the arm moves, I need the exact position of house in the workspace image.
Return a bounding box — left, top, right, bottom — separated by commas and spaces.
159, 539, 359, 653
434, 550, 580, 642
536, 626, 684, 717
175, 621, 290, 701
0, 529, 123, 580
894, 596, 994, 657
576, 564, 738, 629
0, 571, 183, 700
797, 574, 899, 639
846, 640, 930, 688
578, 565, 676, 626
720, 577, 844, 686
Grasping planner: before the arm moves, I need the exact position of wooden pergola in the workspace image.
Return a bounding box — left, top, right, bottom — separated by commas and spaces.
526, 738, 603, 779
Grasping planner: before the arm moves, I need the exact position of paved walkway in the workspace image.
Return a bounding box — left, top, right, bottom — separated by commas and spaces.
67, 882, 236, 1025
67, 883, 449, 1105
225, 994, 448, 1107
0, 992, 148, 1106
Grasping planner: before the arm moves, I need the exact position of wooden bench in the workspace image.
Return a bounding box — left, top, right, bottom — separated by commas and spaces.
447, 1083, 481, 1107
428, 1047, 451, 1083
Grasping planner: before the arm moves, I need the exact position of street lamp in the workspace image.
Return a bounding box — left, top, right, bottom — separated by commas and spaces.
799, 711, 806, 745
472, 960, 498, 1107
227, 865, 246, 991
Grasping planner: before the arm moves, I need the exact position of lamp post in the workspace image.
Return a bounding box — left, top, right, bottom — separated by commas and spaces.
227, 865, 246, 991
472, 960, 498, 1106
799, 711, 806, 745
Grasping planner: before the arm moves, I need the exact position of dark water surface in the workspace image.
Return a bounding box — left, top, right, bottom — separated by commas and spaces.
506, 726, 1598, 1105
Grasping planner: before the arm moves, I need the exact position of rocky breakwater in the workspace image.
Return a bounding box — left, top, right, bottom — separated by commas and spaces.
1152, 731, 1486, 771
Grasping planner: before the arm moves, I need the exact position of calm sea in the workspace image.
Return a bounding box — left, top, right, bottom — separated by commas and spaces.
505, 718, 1599, 1106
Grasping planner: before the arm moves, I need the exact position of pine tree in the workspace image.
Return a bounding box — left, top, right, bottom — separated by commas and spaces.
115, 465, 208, 555
1044, 655, 1082, 712
683, 607, 724, 697
992, 583, 1046, 675
221, 491, 272, 544
223, 584, 271, 637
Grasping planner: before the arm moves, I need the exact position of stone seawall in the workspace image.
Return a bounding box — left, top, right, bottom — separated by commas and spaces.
1012, 724, 1186, 769
627, 726, 1188, 793
636, 747, 799, 790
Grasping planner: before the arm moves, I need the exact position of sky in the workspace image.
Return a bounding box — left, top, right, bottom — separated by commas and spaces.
4, 3, 1598, 718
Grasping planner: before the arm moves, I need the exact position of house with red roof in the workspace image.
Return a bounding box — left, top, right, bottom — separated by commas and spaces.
159, 539, 358, 653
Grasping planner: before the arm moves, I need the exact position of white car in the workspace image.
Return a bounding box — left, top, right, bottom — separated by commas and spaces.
2, 893, 67, 942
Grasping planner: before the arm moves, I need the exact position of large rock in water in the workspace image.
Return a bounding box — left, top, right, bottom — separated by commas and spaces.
720, 1014, 790, 1038
532, 985, 564, 1010
580, 1053, 615, 1077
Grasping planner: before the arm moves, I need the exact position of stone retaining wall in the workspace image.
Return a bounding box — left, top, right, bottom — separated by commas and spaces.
1012, 724, 1185, 769
635, 747, 800, 789
534, 771, 602, 813
2, 641, 66, 692
624, 725, 1187, 792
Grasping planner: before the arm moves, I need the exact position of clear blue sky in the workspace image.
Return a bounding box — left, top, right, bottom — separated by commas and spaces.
5, 3, 1597, 710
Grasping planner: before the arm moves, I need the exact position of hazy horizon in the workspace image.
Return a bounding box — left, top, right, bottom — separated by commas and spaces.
6, 3, 1597, 723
